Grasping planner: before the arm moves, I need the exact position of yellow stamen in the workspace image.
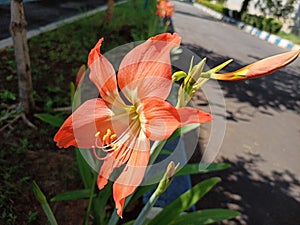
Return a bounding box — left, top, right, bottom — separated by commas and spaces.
95, 131, 101, 137
110, 134, 117, 141
102, 134, 108, 142
106, 128, 112, 136
112, 144, 118, 150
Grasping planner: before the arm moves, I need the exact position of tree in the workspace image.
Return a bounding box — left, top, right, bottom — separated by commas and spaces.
103, 0, 114, 23
291, 4, 300, 35
10, 0, 35, 116
254, 0, 297, 20
240, 0, 252, 14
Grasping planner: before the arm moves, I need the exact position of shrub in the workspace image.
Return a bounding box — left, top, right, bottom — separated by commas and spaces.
241, 13, 282, 34
242, 14, 264, 29
262, 17, 283, 34
198, 0, 282, 34
270, 19, 283, 34
232, 10, 241, 20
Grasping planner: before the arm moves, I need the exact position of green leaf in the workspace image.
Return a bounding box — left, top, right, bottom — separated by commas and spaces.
169, 124, 200, 141
50, 189, 93, 201
32, 181, 58, 225
160, 149, 172, 155
34, 113, 64, 128
92, 181, 113, 224
138, 163, 229, 187
148, 177, 221, 225
208, 59, 233, 73
122, 221, 135, 225
169, 209, 240, 225
176, 163, 231, 176
76, 148, 94, 189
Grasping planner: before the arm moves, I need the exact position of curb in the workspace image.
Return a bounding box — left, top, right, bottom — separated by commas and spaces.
193, 2, 300, 51
0, 1, 125, 50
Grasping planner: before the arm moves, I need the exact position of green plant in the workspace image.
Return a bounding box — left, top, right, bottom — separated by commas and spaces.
198, 0, 226, 14
277, 31, 300, 44
28, 211, 39, 223
261, 17, 283, 34
0, 90, 16, 101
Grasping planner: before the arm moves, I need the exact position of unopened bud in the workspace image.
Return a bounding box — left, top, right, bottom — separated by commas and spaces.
155, 161, 180, 196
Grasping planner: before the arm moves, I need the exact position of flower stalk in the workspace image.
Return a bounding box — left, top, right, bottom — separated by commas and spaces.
133, 161, 179, 225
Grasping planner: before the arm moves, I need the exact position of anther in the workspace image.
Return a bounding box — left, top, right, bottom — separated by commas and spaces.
111, 144, 118, 150
102, 134, 108, 142
110, 134, 117, 141
106, 128, 112, 136
95, 131, 101, 137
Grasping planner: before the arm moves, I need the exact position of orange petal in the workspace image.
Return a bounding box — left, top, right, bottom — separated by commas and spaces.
97, 137, 136, 190
118, 33, 181, 102
177, 107, 212, 125
88, 38, 121, 104
119, 72, 172, 105
113, 132, 150, 217
212, 50, 300, 81
97, 153, 124, 190
54, 98, 114, 149
139, 98, 181, 140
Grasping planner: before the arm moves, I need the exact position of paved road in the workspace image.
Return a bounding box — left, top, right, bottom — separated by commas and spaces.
172, 2, 300, 225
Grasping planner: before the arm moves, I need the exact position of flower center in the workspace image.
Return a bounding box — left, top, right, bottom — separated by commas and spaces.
92, 108, 142, 161
93, 128, 119, 160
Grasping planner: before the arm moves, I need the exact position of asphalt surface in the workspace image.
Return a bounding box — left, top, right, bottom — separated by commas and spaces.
172, 2, 300, 225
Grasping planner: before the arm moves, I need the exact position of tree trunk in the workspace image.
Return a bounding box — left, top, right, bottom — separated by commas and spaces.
10, 0, 35, 115
103, 0, 114, 23
292, 3, 300, 35
240, 0, 251, 14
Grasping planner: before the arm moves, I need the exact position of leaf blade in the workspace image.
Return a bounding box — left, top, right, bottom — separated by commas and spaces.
169, 209, 240, 225
32, 181, 58, 225
50, 189, 93, 201
34, 113, 64, 128
148, 177, 221, 225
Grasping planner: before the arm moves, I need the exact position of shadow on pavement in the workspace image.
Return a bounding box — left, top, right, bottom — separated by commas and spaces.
184, 43, 300, 224
190, 152, 300, 225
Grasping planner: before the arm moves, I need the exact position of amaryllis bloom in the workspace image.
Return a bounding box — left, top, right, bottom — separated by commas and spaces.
54, 33, 212, 217
156, 1, 174, 18
210, 50, 300, 81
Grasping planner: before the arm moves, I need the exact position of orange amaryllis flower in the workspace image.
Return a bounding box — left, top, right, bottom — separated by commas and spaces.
210, 50, 300, 81
156, 1, 174, 18
54, 33, 212, 217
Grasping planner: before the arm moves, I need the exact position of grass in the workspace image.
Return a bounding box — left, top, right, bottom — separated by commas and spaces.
0, 1, 155, 224
277, 31, 300, 45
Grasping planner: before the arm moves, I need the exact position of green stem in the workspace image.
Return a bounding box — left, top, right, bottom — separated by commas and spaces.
133, 192, 159, 225
83, 172, 97, 225
107, 210, 119, 225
